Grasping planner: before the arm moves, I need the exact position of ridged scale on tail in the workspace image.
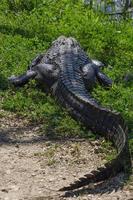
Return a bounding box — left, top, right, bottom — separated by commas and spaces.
54, 52, 131, 191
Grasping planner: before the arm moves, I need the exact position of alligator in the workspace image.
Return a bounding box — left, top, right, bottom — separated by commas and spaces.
9, 36, 131, 191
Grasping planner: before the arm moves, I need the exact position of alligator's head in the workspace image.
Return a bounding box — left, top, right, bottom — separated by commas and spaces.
42, 36, 82, 64
52, 36, 80, 51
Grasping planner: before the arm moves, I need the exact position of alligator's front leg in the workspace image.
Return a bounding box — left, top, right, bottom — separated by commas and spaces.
8, 70, 37, 87
96, 71, 112, 87
81, 62, 112, 89
9, 62, 59, 88
8, 54, 44, 87
91, 59, 112, 87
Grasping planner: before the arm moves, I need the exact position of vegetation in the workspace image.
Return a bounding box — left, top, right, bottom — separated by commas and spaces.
0, 0, 133, 156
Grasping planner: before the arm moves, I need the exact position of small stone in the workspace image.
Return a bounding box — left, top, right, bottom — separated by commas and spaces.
15, 144, 19, 148
1, 188, 8, 193
49, 178, 55, 182
31, 173, 36, 176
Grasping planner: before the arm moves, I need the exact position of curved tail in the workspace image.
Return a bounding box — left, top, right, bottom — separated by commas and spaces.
59, 110, 131, 191
60, 130, 131, 191
56, 78, 132, 192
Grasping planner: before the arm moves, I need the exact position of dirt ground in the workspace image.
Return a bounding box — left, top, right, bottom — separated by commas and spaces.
0, 110, 133, 200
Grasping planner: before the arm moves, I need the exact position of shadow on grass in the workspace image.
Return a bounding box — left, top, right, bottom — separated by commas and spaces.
0, 125, 86, 145
0, 73, 9, 91
0, 24, 34, 38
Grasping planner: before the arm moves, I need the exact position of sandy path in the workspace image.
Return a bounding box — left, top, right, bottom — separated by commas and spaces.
0, 110, 133, 200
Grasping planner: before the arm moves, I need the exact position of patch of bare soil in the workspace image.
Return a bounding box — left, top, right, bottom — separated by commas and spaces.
0, 110, 133, 200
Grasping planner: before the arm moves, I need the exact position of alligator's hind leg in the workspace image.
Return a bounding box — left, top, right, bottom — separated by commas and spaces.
96, 71, 112, 87
8, 70, 37, 87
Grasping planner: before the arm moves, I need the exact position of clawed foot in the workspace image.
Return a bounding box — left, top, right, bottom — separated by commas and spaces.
8, 71, 37, 87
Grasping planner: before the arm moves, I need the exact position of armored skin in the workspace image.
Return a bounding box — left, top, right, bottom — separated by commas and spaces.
9, 36, 131, 191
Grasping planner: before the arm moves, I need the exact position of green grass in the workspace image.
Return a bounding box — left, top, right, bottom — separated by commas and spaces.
0, 0, 133, 156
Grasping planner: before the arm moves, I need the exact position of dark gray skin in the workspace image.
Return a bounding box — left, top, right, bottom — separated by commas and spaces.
9, 60, 112, 89
9, 36, 131, 192
9, 37, 112, 90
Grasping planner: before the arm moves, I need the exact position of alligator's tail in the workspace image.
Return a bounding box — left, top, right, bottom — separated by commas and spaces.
59, 110, 131, 191
56, 78, 132, 191
60, 123, 131, 191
